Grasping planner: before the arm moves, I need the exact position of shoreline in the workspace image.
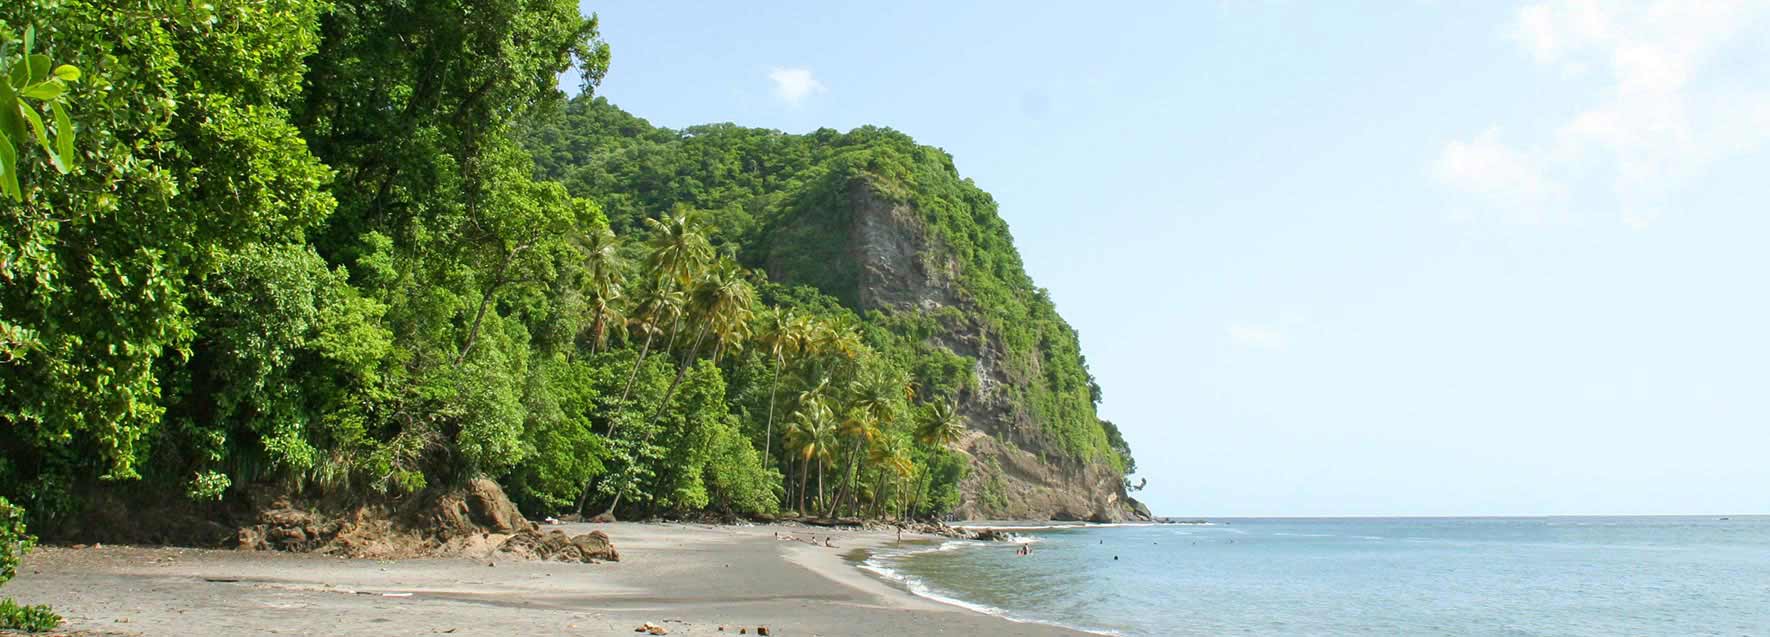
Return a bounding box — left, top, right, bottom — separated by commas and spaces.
6, 521, 1089, 636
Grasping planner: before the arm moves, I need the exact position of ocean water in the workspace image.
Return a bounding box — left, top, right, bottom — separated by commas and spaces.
861, 516, 1770, 636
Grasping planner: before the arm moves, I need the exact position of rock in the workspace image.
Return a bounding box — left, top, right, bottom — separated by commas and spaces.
236, 525, 269, 551
765, 178, 1140, 522
464, 478, 531, 533
636, 622, 668, 635
757, 627, 770, 636
590, 512, 617, 524
496, 528, 618, 563
571, 530, 620, 562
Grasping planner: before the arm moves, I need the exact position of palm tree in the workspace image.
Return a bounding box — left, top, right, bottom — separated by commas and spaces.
756, 310, 802, 468
828, 407, 879, 517
785, 398, 836, 516
909, 401, 966, 519
576, 226, 626, 355
834, 370, 897, 515
643, 261, 754, 431
644, 209, 713, 290
610, 284, 683, 432
868, 436, 914, 518
916, 401, 965, 448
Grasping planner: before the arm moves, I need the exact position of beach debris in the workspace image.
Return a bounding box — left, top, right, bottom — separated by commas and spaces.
544, 516, 562, 525
739, 629, 747, 634
382, 592, 412, 598
636, 622, 669, 634
757, 627, 770, 636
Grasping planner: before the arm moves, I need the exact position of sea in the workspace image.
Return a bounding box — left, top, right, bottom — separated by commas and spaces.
859, 516, 1770, 636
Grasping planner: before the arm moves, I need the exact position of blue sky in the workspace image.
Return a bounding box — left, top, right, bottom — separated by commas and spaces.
573, 1, 1770, 516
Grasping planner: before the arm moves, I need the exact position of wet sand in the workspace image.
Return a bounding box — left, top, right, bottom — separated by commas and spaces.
6, 522, 1086, 636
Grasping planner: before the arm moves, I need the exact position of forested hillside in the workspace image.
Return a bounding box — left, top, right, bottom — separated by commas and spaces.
0, 0, 1141, 573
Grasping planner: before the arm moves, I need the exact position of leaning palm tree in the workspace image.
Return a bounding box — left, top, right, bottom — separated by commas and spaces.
643, 261, 755, 431
611, 284, 684, 430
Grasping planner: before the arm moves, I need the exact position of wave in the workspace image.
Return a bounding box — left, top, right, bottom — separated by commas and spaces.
858, 543, 1120, 636
953, 521, 1170, 531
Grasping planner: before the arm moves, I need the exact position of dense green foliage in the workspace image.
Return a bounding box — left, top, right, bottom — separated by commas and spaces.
523, 96, 1122, 468
0, 497, 57, 631
0, 0, 1128, 541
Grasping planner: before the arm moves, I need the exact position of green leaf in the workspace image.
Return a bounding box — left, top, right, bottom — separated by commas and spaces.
19, 81, 64, 101
0, 139, 18, 201
22, 25, 33, 60
0, 83, 22, 147
53, 65, 80, 82
16, 103, 57, 172
26, 55, 50, 84
52, 102, 73, 172
7, 60, 26, 91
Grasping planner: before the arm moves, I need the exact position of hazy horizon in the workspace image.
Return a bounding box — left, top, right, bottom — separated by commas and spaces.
573, 1, 1770, 517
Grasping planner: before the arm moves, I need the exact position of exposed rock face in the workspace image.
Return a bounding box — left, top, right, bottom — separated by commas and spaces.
771, 180, 1144, 522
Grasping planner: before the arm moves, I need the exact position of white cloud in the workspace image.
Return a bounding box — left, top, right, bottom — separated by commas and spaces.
1435, 0, 1770, 228
1228, 323, 1289, 351
1432, 127, 1560, 220
768, 67, 826, 106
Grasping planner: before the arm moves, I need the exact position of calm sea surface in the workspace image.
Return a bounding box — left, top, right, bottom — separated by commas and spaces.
861, 516, 1770, 636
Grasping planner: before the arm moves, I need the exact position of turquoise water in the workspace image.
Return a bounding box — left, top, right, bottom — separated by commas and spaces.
863, 517, 1770, 636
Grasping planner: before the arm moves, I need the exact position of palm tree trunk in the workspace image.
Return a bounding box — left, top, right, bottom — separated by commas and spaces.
797, 454, 810, 516
612, 329, 657, 432
763, 356, 783, 466
644, 323, 709, 429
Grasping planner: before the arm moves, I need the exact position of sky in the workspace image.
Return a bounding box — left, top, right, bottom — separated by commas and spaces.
570, 1, 1770, 517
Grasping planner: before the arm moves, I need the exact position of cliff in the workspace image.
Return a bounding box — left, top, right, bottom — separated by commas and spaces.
761, 159, 1145, 522
526, 97, 1146, 521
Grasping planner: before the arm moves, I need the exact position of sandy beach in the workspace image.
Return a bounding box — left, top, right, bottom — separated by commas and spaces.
4, 522, 1086, 636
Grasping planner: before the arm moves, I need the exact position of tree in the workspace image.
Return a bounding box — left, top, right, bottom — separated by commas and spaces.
785, 397, 836, 516
575, 225, 625, 355
910, 401, 966, 518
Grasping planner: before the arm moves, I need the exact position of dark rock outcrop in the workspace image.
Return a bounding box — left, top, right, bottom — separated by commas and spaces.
769, 179, 1141, 522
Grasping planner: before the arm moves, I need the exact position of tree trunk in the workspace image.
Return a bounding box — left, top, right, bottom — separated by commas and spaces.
644, 323, 709, 430
797, 454, 810, 516
612, 329, 657, 432
763, 356, 783, 466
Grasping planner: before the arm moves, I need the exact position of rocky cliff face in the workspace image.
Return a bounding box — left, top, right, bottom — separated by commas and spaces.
772, 179, 1146, 522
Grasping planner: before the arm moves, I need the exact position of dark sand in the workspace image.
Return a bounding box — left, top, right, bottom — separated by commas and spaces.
7, 522, 1087, 636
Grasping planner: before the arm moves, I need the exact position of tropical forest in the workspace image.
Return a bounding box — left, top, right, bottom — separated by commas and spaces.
0, 3, 1140, 621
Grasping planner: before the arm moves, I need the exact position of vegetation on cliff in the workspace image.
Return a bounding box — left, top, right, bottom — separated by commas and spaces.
0, 0, 1133, 551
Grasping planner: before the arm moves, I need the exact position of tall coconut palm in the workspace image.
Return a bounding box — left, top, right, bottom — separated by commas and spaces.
828, 407, 879, 517
644, 209, 713, 290
576, 226, 626, 355
643, 261, 754, 431
908, 400, 966, 519
785, 398, 836, 516
611, 284, 683, 431
868, 435, 914, 517
756, 309, 802, 468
